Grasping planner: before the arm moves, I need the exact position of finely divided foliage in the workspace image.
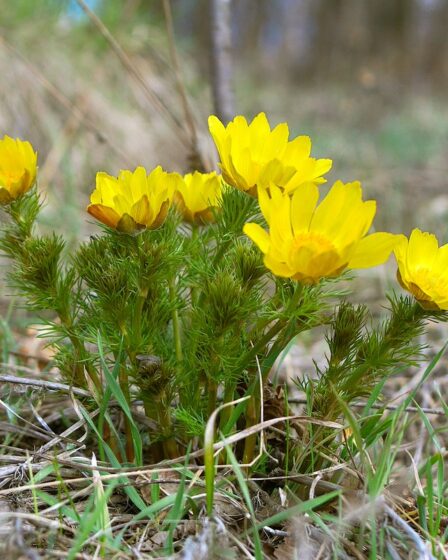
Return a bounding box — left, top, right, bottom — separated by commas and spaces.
0, 121, 447, 558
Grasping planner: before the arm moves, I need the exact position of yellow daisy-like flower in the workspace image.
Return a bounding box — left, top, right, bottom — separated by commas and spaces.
208, 112, 332, 196
87, 166, 181, 233
394, 229, 448, 310
174, 171, 222, 224
0, 135, 38, 203
243, 181, 402, 284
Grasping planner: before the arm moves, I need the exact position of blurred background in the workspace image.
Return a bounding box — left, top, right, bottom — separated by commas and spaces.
1, 0, 448, 244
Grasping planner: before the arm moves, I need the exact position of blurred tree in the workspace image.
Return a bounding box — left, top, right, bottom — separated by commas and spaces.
209, 0, 234, 122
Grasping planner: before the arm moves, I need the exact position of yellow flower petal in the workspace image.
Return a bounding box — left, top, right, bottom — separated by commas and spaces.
433, 243, 448, 274
348, 232, 404, 268
264, 253, 293, 278
290, 183, 319, 235
173, 171, 222, 224
407, 229, 439, 271
282, 136, 311, 164
310, 181, 362, 234
87, 166, 176, 232
243, 223, 270, 254
0, 135, 37, 201
392, 228, 448, 309
331, 199, 376, 247
208, 115, 230, 168
130, 195, 151, 226
268, 192, 293, 246
208, 113, 331, 193
247, 178, 394, 283
314, 158, 333, 178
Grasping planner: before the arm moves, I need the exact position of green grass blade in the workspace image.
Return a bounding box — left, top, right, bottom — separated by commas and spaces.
222, 436, 263, 560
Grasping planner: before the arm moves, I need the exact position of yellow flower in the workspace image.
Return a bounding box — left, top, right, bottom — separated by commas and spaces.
174, 171, 222, 224
394, 229, 448, 310
87, 166, 181, 233
243, 181, 402, 284
0, 135, 37, 203
208, 112, 332, 195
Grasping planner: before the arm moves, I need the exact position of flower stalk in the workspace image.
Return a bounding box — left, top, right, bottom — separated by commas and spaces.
169, 278, 183, 364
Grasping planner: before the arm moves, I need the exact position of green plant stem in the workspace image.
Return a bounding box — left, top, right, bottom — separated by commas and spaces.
241, 285, 304, 371
190, 223, 199, 306
142, 395, 179, 461
156, 399, 179, 459
142, 398, 164, 462
220, 380, 236, 430
128, 235, 150, 359
191, 222, 198, 242
132, 286, 148, 357
207, 378, 218, 417
242, 381, 259, 467
60, 310, 102, 394
212, 236, 232, 268
241, 285, 304, 467
241, 326, 298, 468
119, 365, 134, 463
245, 320, 286, 366
169, 278, 183, 363
195, 235, 232, 309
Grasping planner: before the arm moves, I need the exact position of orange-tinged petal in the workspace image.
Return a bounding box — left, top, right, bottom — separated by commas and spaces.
151, 200, 170, 229
0, 187, 13, 204
117, 213, 139, 233
87, 204, 121, 229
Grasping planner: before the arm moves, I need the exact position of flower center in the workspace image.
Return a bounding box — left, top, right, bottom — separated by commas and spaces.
292, 231, 336, 254
0, 169, 24, 188
288, 231, 344, 283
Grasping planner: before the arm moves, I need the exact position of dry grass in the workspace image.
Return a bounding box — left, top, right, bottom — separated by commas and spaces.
0, 320, 447, 558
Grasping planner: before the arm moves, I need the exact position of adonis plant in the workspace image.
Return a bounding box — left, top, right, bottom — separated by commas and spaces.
0, 113, 447, 472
